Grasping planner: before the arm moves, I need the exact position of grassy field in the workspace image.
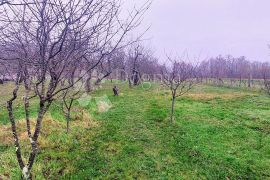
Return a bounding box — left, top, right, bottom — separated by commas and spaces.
0, 82, 270, 179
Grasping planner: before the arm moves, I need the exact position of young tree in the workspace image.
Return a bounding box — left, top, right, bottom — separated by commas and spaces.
161, 56, 196, 123
60, 61, 85, 133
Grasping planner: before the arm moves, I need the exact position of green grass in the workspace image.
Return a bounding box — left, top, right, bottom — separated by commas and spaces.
0, 82, 270, 179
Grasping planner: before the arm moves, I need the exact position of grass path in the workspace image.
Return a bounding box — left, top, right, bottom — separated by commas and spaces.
0, 84, 270, 179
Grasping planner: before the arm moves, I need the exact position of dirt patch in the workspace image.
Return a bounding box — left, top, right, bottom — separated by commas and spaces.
74, 110, 100, 129
0, 113, 99, 146
0, 116, 64, 145
0, 174, 10, 180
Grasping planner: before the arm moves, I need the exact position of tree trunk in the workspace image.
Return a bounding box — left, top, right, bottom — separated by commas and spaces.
171, 94, 176, 123
248, 74, 252, 88
66, 113, 71, 134
27, 102, 47, 172
110, 74, 113, 83
128, 77, 132, 88
85, 71, 92, 93
7, 84, 27, 177
239, 76, 242, 87
121, 71, 126, 81
7, 101, 25, 169
22, 166, 31, 180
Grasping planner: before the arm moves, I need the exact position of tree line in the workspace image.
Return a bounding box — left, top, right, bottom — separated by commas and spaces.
198, 55, 270, 87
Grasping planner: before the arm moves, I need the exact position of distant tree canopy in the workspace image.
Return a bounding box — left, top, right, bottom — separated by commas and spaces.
198, 55, 270, 80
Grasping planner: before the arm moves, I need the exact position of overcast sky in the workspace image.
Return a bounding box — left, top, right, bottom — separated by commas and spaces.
125, 0, 270, 62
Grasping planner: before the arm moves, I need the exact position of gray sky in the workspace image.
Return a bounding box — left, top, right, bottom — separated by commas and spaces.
125, 0, 270, 62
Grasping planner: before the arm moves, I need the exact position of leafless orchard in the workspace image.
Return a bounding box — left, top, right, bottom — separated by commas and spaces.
0, 0, 270, 179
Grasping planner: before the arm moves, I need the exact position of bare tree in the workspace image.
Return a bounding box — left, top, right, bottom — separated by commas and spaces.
125, 44, 154, 87
129, 45, 142, 86
0, 0, 150, 178
60, 61, 85, 133
262, 62, 270, 95
161, 56, 196, 123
